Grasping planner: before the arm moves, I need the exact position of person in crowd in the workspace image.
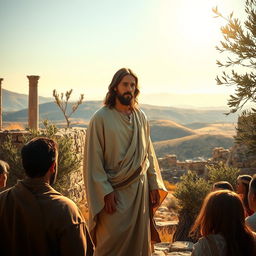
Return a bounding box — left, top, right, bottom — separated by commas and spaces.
190, 190, 256, 256
0, 137, 87, 256
0, 160, 9, 189
84, 68, 167, 256
237, 174, 253, 217
246, 175, 256, 231
212, 181, 234, 191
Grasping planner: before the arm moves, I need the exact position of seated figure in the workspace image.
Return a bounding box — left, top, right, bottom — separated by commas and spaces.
0, 137, 87, 256
236, 174, 253, 217
191, 190, 256, 256
246, 175, 256, 231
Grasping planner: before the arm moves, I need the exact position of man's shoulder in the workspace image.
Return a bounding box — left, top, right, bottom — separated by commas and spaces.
134, 107, 148, 122
0, 187, 13, 201
48, 192, 79, 211
45, 192, 84, 221
90, 106, 115, 125
91, 106, 112, 119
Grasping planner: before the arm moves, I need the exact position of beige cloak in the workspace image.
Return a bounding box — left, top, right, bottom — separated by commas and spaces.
84, 106, 167, 256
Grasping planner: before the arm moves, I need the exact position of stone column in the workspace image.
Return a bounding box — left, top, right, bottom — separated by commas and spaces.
27, 75, 40, 130
0, 78, 3, 130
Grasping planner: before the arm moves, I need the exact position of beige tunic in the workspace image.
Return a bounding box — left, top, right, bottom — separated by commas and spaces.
84, 106, 167, 256
0, 178, 87, 256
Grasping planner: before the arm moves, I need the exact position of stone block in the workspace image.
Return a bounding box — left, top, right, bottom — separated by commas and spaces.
169, 241, 194, 252
154, 242, 170, 252
167, 252, 192, 256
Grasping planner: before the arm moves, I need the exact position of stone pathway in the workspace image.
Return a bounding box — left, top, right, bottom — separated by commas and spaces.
152, 193, 193, 256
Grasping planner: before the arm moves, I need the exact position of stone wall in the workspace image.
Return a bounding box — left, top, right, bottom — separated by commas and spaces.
0, 128, 87, 204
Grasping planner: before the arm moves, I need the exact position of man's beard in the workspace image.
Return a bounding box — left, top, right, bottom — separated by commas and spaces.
117, 92, 133, 106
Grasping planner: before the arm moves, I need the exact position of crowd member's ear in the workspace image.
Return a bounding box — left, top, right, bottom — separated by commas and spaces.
49, 162, 56, 174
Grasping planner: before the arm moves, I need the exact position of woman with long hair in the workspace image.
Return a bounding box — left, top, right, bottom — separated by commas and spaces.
237, 175, 253, 217
190, 190, 256, 256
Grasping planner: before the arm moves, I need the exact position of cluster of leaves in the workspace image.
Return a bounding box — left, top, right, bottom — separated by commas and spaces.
174, 163, 240, 219
173, 164, 240, 241
235, 110, 256, 153
53, 89, 84, 128
213, 1, 256, 113
0, 120, 82, 194
174, 171, 210, 220
207, 162, 240, 189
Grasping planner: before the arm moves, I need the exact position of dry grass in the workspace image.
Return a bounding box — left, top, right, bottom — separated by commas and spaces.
4, 122, 24, 130
159, 229, 175, 243
194, 123, 236, 137
163, 180, 176, 192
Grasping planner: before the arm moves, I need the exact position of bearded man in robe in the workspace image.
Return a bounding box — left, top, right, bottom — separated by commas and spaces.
0, 137, 87, 256
84, 68, 167, 256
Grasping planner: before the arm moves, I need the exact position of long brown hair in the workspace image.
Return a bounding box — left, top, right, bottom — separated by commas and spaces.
190, 190, 256, 256
104, 68, 140, 109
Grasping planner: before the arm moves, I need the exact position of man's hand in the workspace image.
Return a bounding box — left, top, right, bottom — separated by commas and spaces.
150, 190, 160, 208
104, 191, 117, 214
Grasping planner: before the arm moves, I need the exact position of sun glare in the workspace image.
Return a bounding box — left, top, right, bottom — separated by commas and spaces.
176, 1, 223, 46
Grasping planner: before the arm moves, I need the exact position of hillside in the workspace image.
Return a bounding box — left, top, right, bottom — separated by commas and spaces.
149, 120, 196, 142
3, 101, 239, 124
153, 134, 234, 160
2, 89, 52, 112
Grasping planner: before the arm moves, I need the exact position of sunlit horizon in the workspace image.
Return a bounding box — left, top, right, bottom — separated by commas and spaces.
1, 0, 246, 107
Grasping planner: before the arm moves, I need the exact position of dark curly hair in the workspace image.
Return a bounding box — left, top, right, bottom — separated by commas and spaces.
104, 68, 140, 109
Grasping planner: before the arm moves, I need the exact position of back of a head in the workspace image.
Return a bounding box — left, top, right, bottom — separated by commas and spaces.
0, 160, 9, 175
191, 190, 255, 255
237, 174, 252, 190
237, 175, 252, 188
213, 181, 234, 191
21, 137, 57, 178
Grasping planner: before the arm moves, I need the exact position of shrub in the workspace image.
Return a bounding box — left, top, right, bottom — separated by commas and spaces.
174, 170, 210, 219
0, 120, 82, 195
207, 162, 240, 189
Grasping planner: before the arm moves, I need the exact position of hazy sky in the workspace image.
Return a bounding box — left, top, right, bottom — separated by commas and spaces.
0, 0, 246, 106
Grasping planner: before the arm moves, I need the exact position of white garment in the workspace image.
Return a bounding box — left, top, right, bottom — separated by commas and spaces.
246, 212, 256, 232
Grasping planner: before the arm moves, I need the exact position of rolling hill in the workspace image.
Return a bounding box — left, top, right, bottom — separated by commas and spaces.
149, 120, 196, 142
153, 134, 234, 160
2, 89, 237, 160
3, 101, 239, 125
2, 89, 52, 112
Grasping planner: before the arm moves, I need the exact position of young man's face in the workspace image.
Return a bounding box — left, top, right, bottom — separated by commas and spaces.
115, 75, 136, 106
0, 172, 8, 188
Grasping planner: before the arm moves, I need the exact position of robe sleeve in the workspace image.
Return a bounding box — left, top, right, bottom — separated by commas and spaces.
83, 114, 114, 236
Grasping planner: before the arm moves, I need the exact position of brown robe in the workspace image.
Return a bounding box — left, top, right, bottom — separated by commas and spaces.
0, 178, 87, 256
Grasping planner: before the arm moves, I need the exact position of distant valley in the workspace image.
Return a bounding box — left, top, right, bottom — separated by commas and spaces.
2, 89, 236, 160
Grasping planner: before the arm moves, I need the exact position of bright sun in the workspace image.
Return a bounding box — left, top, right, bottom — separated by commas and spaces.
159, 0, 225, 47
177, 1, 223, 45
